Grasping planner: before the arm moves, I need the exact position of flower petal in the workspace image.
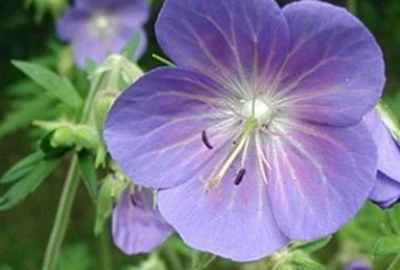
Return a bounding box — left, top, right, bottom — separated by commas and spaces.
369, 173, 400, 209
364, 110, 400, 182
105, 68, 236, 189
112, 189, 173, 254
274, 1, 384, 126
57, 8, 91, 41
158, 142, 289, 261
268, 121, 376, 239
156, 0, 289, 87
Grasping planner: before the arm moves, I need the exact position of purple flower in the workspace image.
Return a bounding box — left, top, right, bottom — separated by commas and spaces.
105, 0, 385, 261
345, 259, 373, 270
57, 0, 149, 68
365, 110, 400, 209
112, 188, 173, 255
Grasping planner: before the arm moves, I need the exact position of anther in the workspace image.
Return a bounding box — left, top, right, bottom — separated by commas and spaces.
129, 193, 137, 206
234, 169, 246, 186
201, 130, 213, 150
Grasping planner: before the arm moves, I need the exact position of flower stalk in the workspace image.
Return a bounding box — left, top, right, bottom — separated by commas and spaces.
42, 74, 103, 270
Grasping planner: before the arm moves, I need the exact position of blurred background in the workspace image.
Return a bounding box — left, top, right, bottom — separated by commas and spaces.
0, 0, 399, 269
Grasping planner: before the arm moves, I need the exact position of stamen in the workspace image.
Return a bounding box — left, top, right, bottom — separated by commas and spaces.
204, 118, 258, 190
234, 169, 246, 185
129, 193, 137, 206
201, 130, 213, 150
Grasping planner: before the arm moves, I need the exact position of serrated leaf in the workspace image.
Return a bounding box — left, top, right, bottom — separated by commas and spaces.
1, 151, 45, 184
11, 60, 82, 108
78, 151, 98, 203
0, 94, 55, 138
373, 236, 400, 259
191, 251, 216, 270
0, 158, 60, 210
294, 236, 332, 254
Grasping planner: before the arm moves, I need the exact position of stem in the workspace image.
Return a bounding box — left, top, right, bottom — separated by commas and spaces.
99, 229, 113, 270
388, 209, 400, 235
42, 156, 80, 270
166, 248, 184, 270
388, 252, 400, 270
42, 75, 103, 270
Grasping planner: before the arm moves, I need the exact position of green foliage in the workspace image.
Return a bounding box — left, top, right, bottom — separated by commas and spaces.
0, 82, 56, 139
94, 174, 128, 235
58, 244, 95, 270
191, 251, 217, 270
77, 150, 98, 203
0, 152, 61, 210
11, 60, 82, 109
373, 236, 400, 259
291, 236, 332, 254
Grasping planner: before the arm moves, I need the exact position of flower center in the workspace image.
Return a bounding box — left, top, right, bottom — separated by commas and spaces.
241, 99, 274, 126
94, 14, 111, 30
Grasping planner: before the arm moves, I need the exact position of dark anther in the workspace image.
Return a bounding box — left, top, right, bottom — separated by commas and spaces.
201, 130, 213, 150
234, 169, 246, 186
130, 193, 137, 206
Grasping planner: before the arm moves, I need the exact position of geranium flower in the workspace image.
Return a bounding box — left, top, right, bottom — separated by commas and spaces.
105, 0, 385, 261
365, 110, 400, 209
112, 187, 173, 254
57, 0, 149, 68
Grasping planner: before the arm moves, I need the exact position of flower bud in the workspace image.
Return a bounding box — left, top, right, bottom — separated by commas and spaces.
74, 125, 100, 151
94, 173, 129, 235
93, 91, 118, 131
50, 125, 75, 148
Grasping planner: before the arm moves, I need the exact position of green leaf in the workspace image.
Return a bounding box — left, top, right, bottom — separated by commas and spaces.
0, 157, 60, 210
58, 244, 94, 270
1, 151, 45, 184
373, 236, 400, 259
122, 33, 141, 60
0, 94, 55, 139
293, 236, 332, 254
290, 252, 326, 270
191, 251, 216, 270
78, 151, 98, 203
11, 60, 82, 108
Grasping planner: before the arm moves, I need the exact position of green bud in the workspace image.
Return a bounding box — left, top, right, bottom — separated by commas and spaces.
51, 125, 75, 148
90, 54, 144, 94
93, 91, 118, 132
94, 173, 129, 235
74, 125, 100, 152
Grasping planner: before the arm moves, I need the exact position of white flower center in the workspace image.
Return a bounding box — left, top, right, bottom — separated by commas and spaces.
241, 99, 274, 125
94, 14, 111, 30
